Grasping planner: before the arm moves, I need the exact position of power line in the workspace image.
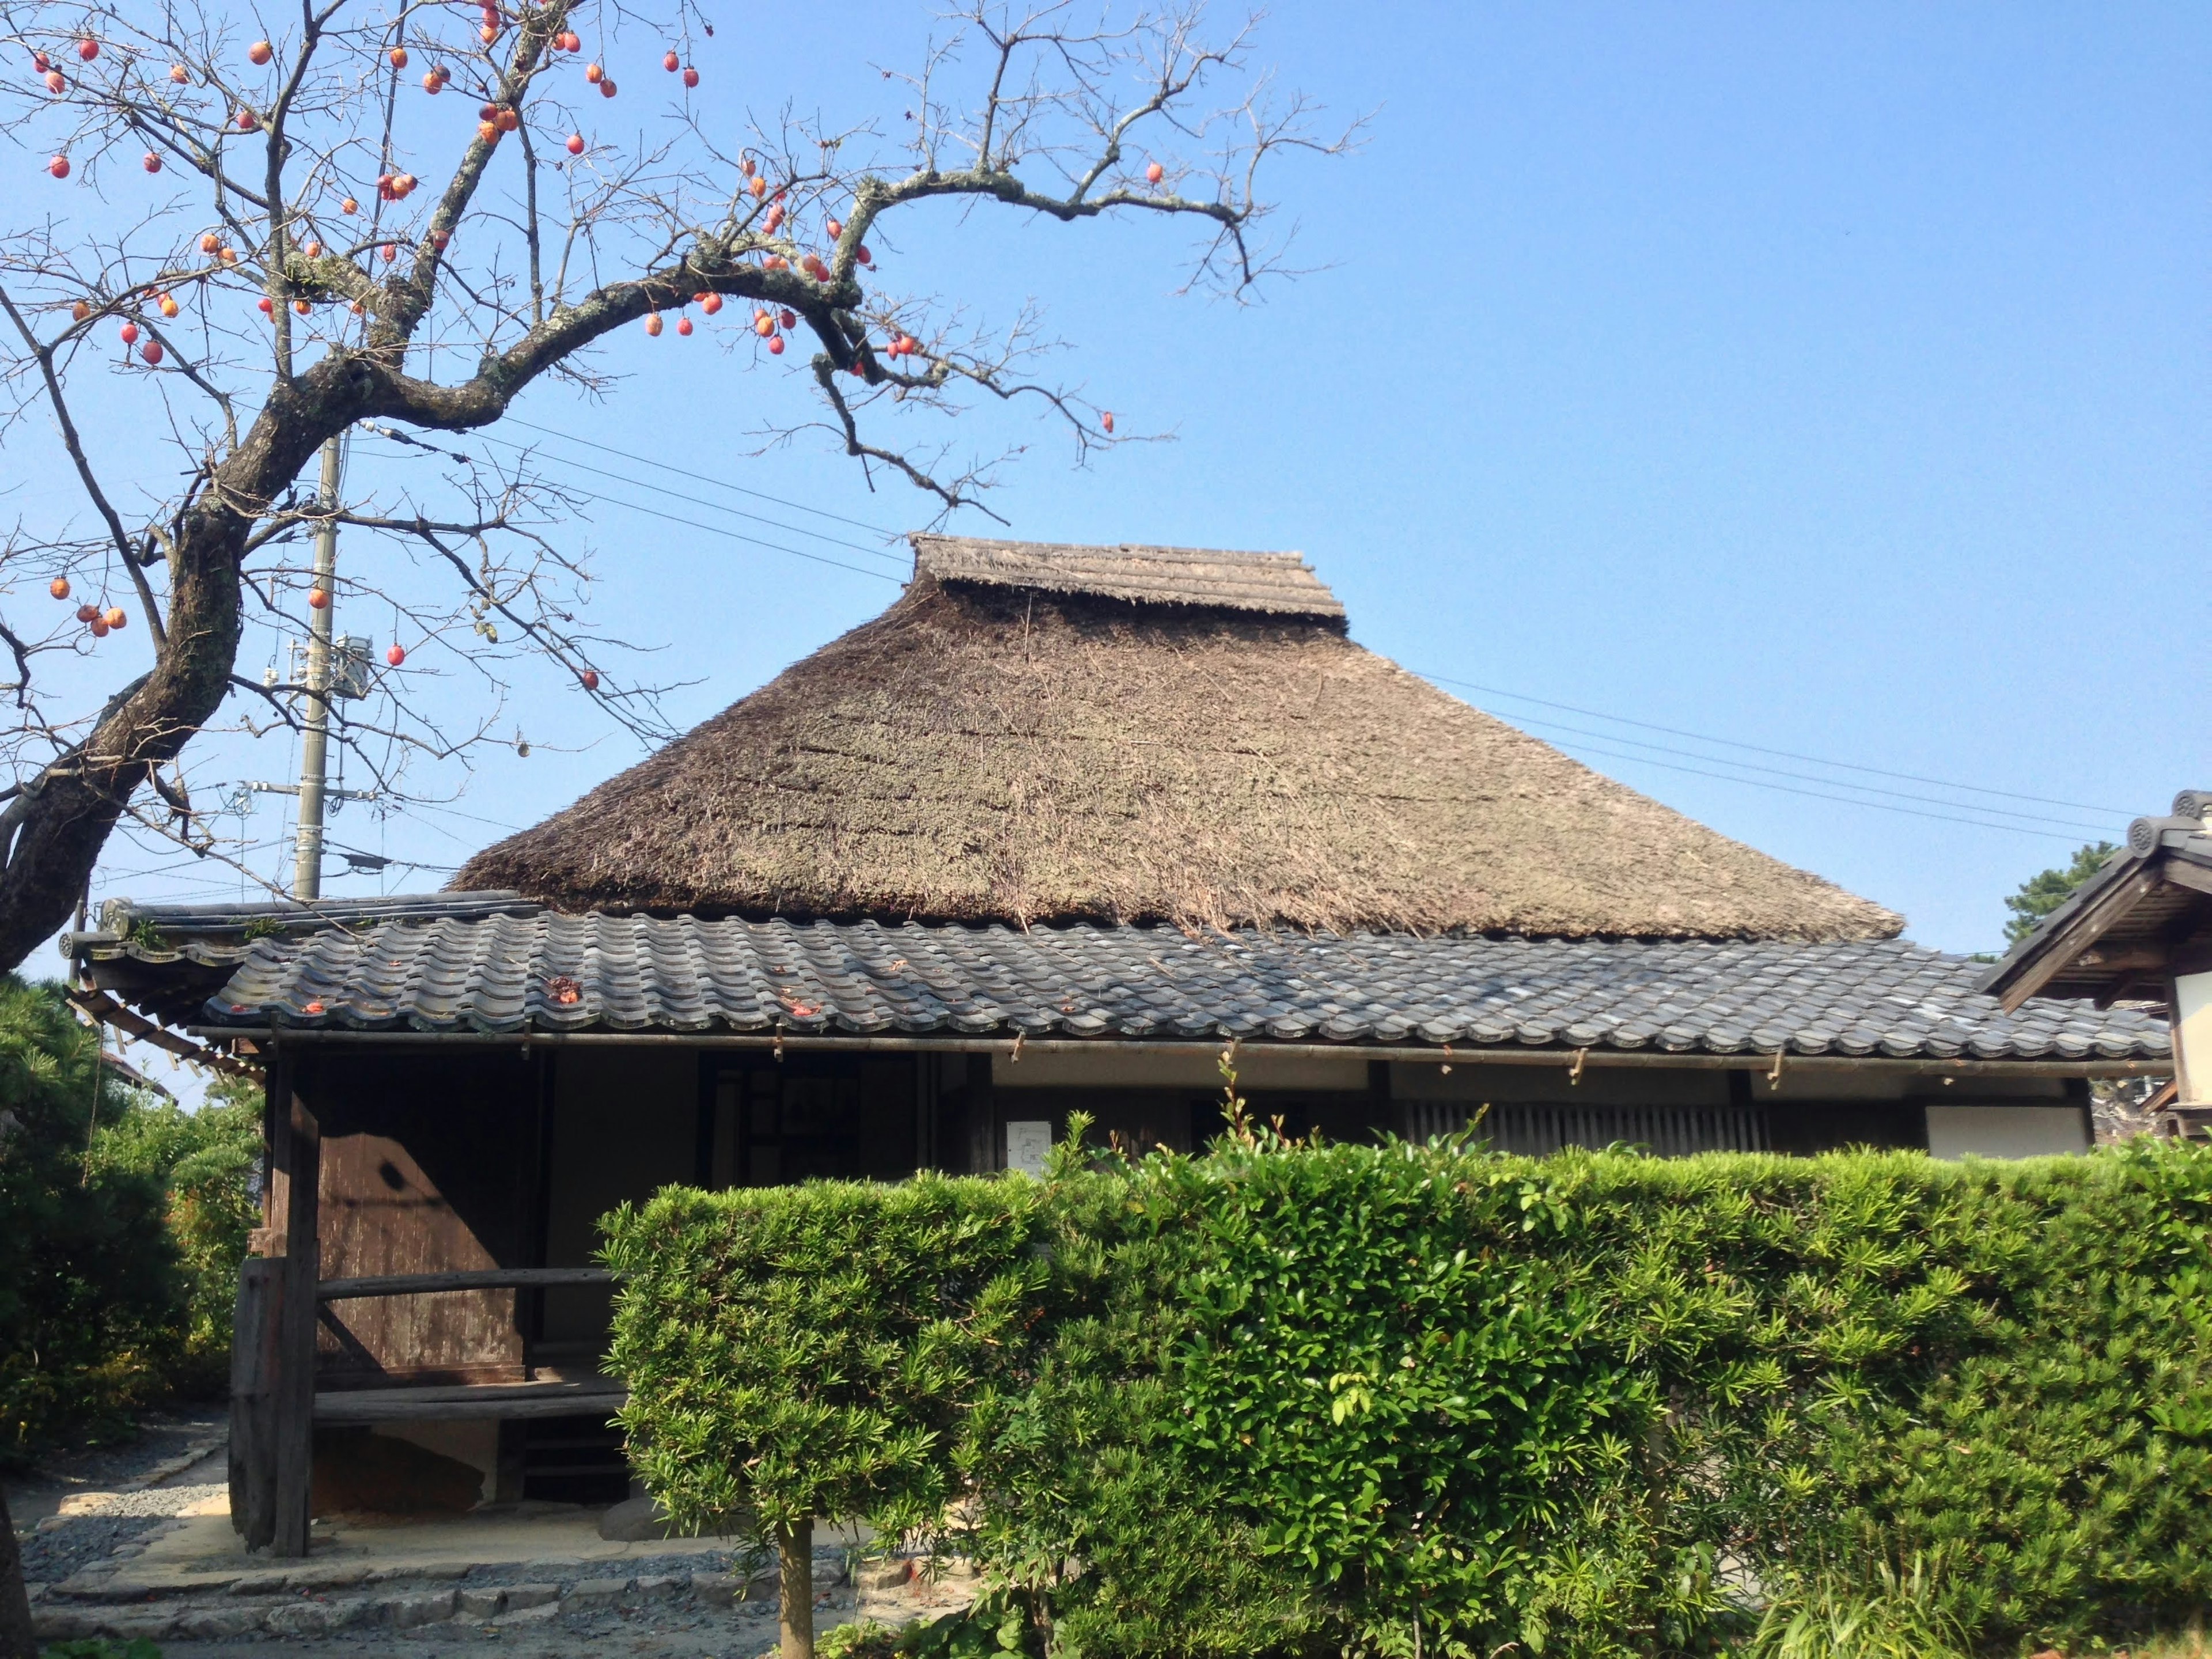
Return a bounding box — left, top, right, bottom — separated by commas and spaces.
468, 429, 909, 566
577, 484, 905, 584
501, 416, 908, 540
1418, 669, 2130, 818
1493, 709, 2113, 837
1536, 733, 2093, 842
359, 431, 902, 585
406, 800, 528, 835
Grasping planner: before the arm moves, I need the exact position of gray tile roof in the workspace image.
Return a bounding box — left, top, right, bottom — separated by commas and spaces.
96, 906, 2168, 1062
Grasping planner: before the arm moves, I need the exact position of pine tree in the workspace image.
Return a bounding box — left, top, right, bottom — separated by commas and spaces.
2002, 842, 2120, 944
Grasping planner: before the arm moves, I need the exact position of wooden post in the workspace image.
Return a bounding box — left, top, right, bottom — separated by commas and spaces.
272, 1074, 320, 1558
228, 1256, 283, 1549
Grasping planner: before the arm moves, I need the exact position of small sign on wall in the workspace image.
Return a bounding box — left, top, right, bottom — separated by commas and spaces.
1004, 1120, 1055, 1177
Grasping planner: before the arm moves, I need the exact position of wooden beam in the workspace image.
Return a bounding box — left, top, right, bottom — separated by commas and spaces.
322, 1380, 618, 1404
316, 1267, 616, 1300
2069, 946, 2174, 975
2161, 860, 2212, 899
272, 1084, 320, 1558
1995, 864, 2164, 1011
315, 1385, 627, 1425
179, 1027, 2166, 1078
66, 987, 259, 1077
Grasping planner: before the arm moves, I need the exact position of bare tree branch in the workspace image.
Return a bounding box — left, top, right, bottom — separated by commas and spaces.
0, 0, 1340, 969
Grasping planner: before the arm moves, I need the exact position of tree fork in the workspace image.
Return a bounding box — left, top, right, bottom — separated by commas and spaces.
0, 354, 377, 967
0, 1, 1330, 973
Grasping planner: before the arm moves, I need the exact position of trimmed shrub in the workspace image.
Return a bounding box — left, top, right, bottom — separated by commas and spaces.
605, 1174, 1048, 1659
604, 1131, 2212, 1659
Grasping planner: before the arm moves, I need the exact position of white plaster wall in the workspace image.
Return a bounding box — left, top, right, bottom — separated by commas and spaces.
1392, 1063, 1729, 1105
1923, 1105, 2089, 1160
2176, 971, 2212, 1103
991, 1047, 1368, 1091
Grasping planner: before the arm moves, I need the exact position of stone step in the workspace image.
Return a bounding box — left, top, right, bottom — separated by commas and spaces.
28, 1565, 802, 1644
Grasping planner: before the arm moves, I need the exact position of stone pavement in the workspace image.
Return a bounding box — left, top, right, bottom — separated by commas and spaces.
35, 1540, 971, 1653
14, 1422, 976, 1652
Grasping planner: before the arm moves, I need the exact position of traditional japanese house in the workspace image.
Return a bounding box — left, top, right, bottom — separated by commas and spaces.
68, 536, 2169, 1554
1980, 791, 2211, 1139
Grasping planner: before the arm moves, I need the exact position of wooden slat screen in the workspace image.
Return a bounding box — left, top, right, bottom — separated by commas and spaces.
1405, 1100, 1769, 1157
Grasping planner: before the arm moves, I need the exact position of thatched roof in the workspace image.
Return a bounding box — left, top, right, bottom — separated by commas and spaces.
910, 535, 1345, 616
456, 539, 1901, 941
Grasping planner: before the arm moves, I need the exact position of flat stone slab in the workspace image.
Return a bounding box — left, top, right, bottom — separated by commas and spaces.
564, 1575, 635, 1608
118, 1505, 737, 1592
26, 1500, 969, 1650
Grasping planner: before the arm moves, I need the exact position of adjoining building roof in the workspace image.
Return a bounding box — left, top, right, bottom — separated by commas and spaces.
69, 895, 2165, 1063
454, 543, 1903, 941
1978, 791, 2212, 1008
908, 534, 1346, 617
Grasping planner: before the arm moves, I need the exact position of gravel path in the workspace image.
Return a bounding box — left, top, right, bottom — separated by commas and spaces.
18, 1515, 168, 1587
7, 1405, 226, 1503
8, 1404, 228, 1585
17, 1410, 975, 1653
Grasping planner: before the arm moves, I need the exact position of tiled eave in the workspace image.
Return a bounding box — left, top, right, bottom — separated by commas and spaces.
71, 899, 2171, 1069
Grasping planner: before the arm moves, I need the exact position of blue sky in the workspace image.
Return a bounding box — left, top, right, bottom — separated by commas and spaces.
20, 0, 2210, 956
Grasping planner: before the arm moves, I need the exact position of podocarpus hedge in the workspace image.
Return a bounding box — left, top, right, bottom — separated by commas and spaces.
602, 1132, 2212, 1659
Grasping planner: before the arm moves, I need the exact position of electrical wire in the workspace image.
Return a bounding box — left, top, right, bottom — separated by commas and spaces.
405, 800, 529, 835
577, 486, 904, 583
467, 428, 910, 566
1529, 733, 2096, 842
502, 416, 906, 540
370, 422, 2128, 840
1418, 668, 2129, 817
328, 839, 460, 876
359, 431, 902, 585
1489, 709, 2113, 837
255, 418, 2128, 862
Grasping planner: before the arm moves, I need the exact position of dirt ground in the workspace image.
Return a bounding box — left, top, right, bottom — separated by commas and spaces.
10, 1413, 972, 1657
13, 1426, 2210, 1659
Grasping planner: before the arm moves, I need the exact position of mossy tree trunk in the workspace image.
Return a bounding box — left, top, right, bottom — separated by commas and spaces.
778, 1516, 814, 1659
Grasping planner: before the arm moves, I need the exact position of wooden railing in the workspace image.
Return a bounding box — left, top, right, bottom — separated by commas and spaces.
315, 1379, 626, 1423
308, 1267, 627, 1421
316, 1266, 616, 1300
234, 1083, 626, 1558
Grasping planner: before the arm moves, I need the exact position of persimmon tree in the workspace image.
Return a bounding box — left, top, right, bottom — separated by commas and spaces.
0, 0, 1342, 972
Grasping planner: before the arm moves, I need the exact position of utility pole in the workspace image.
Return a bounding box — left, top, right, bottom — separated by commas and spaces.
292, 434, 343, 900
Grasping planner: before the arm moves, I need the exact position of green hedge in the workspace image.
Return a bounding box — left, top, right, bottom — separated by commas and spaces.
603, 1132, 2212, 1659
